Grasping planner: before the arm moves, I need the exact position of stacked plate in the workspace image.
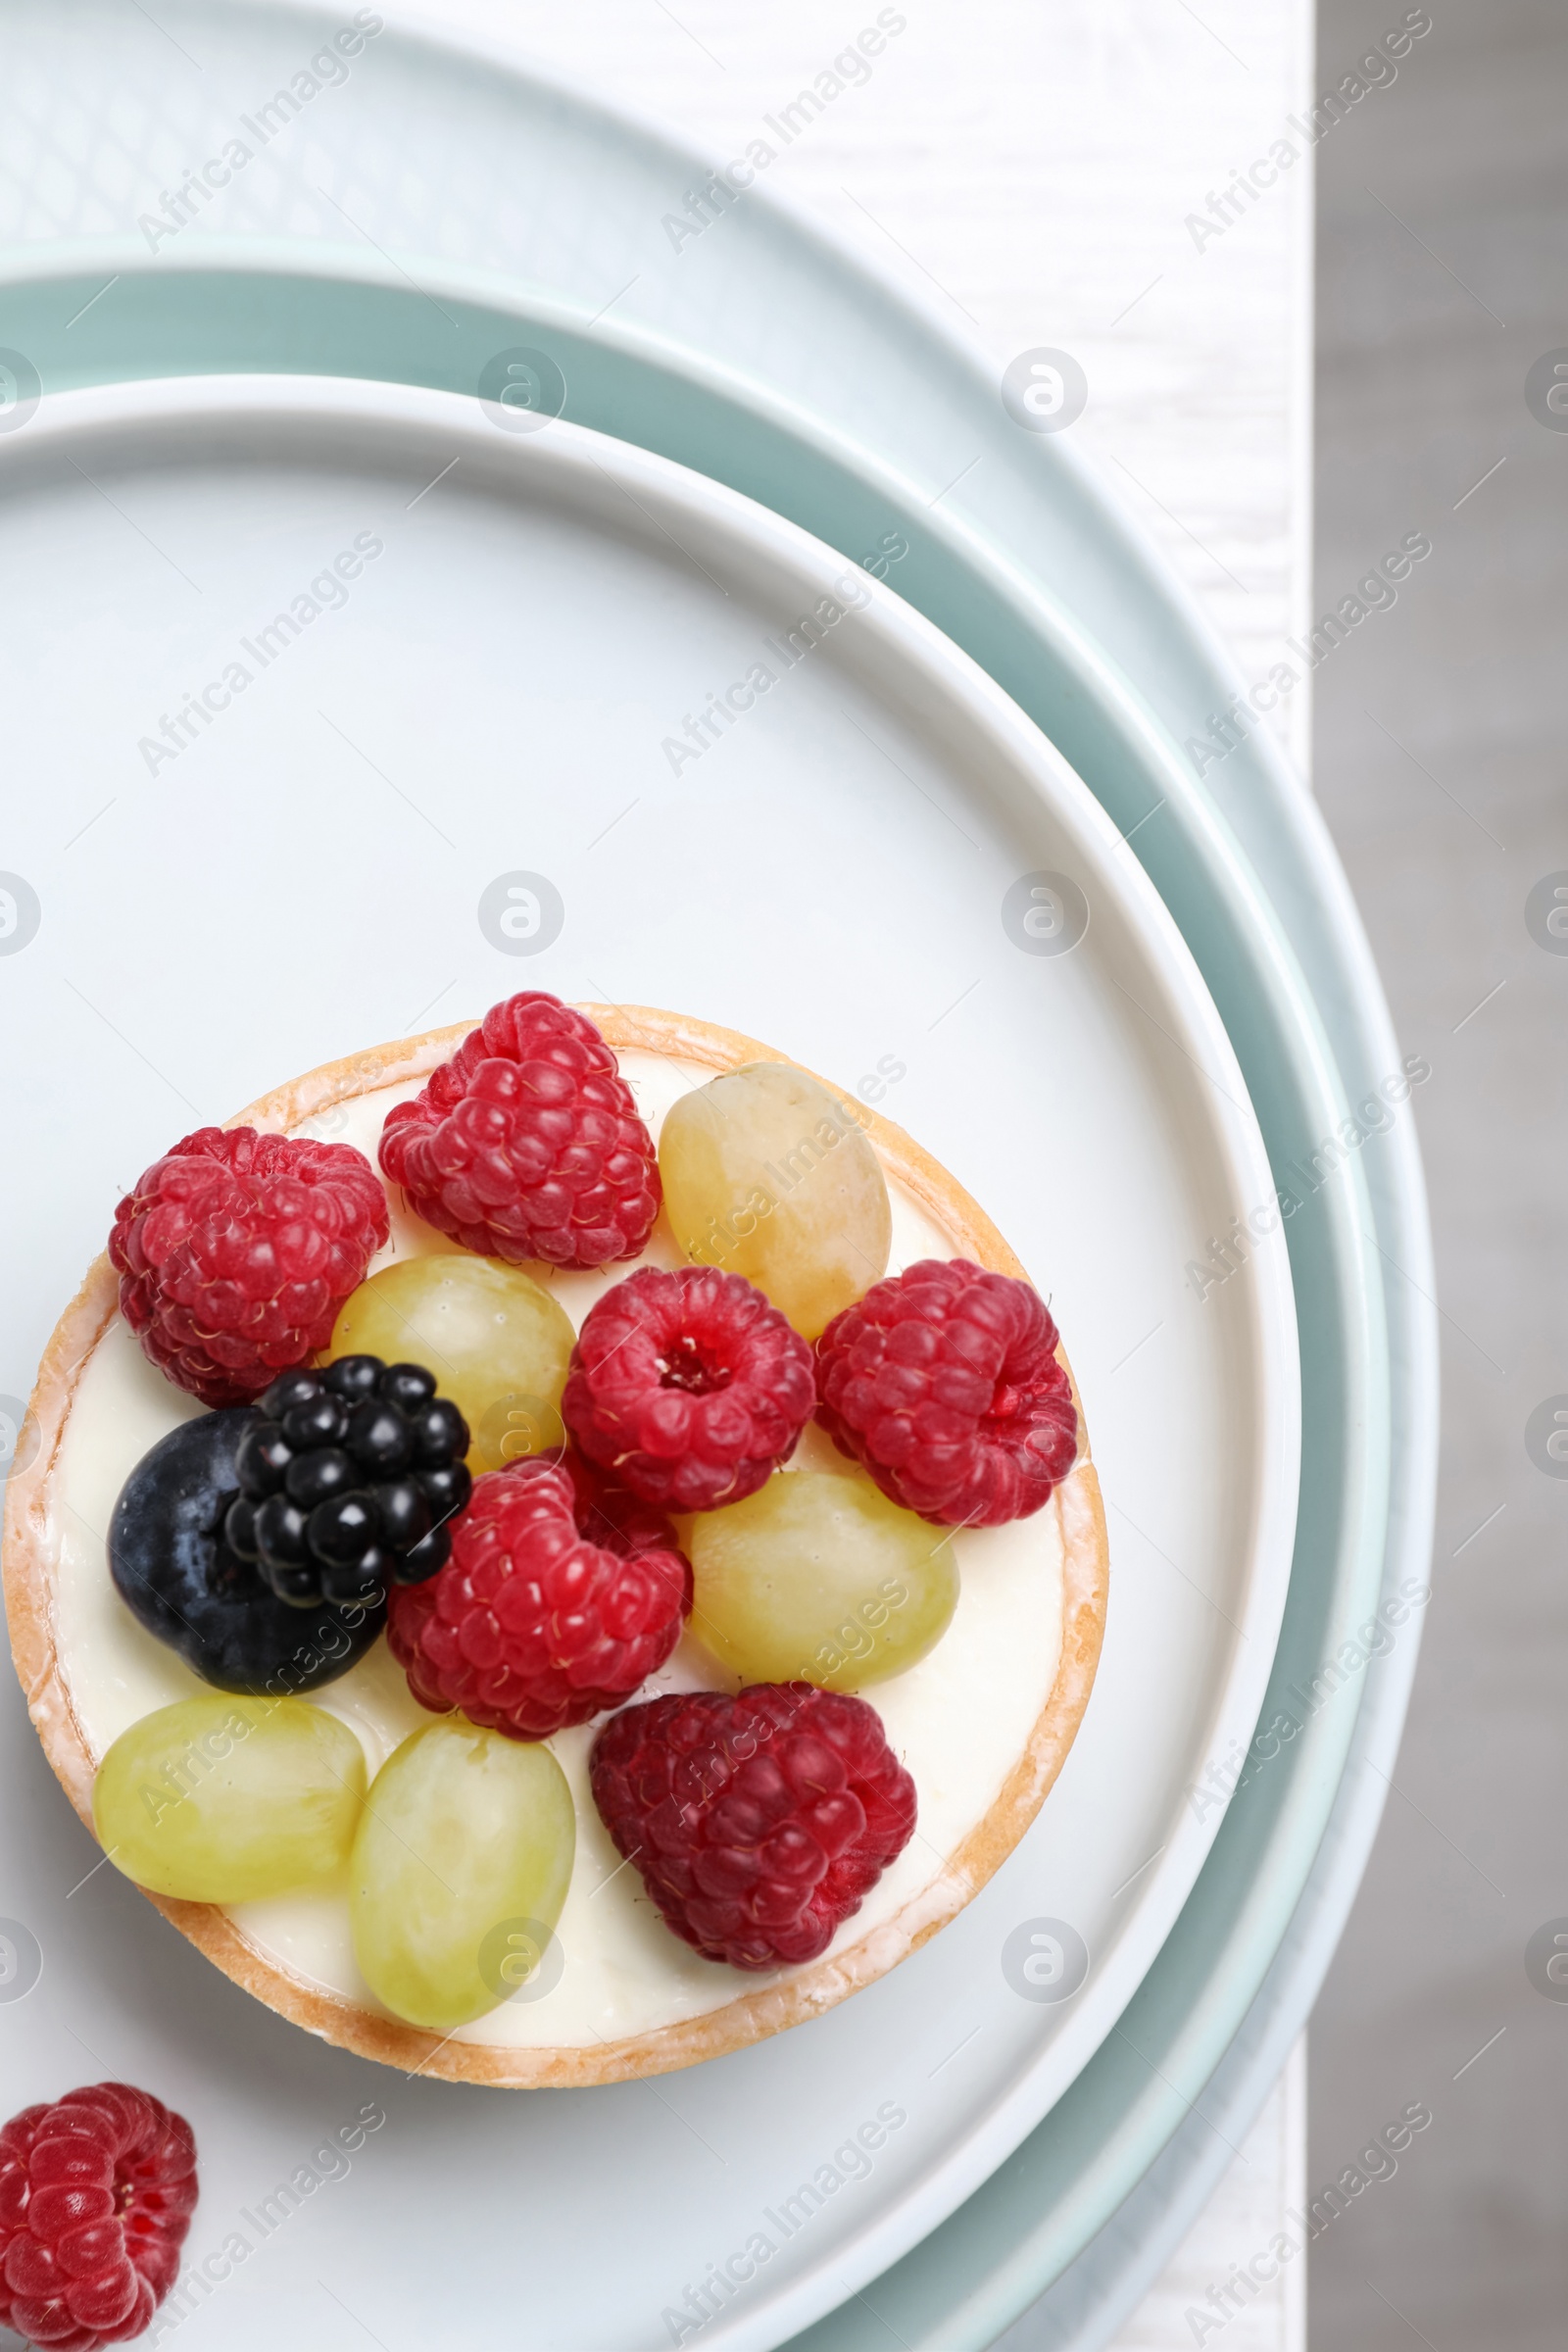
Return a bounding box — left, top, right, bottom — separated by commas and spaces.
0, 5, 1436, 2349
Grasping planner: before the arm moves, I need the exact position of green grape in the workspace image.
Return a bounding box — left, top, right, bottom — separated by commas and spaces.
93, 1695, 366, 1903
327, 1254, 574, 1474
659, 1061, 892, 1339
689, 1471, 958, 1690
350, 1719, 575, 2033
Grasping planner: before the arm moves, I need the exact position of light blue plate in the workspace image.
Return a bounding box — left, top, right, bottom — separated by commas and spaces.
0, 4, 1437, 2342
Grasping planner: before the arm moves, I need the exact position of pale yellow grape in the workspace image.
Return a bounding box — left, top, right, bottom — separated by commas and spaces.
659, 1061, 892, 1339
93, 1695, 366, 1903
349, 1720, 575, 2032
327, 1254, 574, 1473
689, 1471, 958, 1690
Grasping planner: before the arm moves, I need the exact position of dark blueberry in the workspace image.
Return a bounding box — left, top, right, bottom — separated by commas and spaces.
259, 1368, 322, 1418
308, 1491, 382, 1566
346, 1396, 415, 1475
108, 1410, 384, 1692
281, 1391, 350, 1450
417, 1460, 472, 1525
255, 1494, 311, 1566
223, 1495, 260, 1561
412, 1397, 468, 1467
207, 1542, 259, 1603
379, 1363, 437, 1413
371, 1477, 431, 1552
284, 1446, 355, 1510
235, 1419, 293, 1498
395, 1523, 452, 1585
321, 1354, 384, 1400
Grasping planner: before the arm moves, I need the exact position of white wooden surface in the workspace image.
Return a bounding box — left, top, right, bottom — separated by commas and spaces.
1110, 2039, 1307, 2352
316, 3, 1318, 2341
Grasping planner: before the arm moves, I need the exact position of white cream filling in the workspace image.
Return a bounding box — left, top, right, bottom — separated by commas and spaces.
46, 1051, 1065, 2048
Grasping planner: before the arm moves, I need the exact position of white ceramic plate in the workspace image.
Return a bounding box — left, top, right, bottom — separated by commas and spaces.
0, 375, 1298, 2352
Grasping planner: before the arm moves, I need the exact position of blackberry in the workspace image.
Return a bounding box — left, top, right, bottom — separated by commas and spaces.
224, 1356, 472, 1609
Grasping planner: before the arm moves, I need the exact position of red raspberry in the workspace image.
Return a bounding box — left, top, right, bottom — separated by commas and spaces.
0, 2082, 197, 2350
590, 1684, 916, 1970
378, 994, 659, 1268
109, 1128, 389, 1409
562, 1266, 814, 1513
386, 1452, 691, 1740
815, 1258, 1078, 1526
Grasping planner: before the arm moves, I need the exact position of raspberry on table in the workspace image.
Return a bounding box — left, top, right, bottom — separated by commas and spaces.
0, 2082, 197, 2350
378, 993, 660, 1268
814, 1258, 1079, 1526
562, 1265, 815, 1513
589, 1684, 917, 1970
110, 1126, 389, 1409
386, 1452, 692, 1740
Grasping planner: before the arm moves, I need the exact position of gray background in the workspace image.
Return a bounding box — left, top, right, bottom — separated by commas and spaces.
1311, 1, 1567, 2343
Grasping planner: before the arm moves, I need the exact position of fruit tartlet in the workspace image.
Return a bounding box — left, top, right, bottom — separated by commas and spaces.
3, 997, 1107, 2086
